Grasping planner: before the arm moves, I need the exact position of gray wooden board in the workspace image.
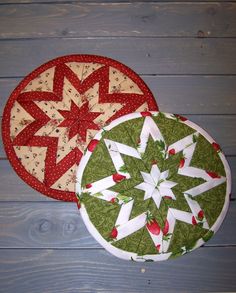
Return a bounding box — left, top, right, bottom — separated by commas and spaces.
0, 38, 236, 76
1, 115, 236, 157
0, 201, 234, 248
0, 0, 235, 3
1, 75, 236, 116
0, 156, 235, 201
0, 1, 235, 292
0, 3, 236, 38
0, 159, 55, 201
0, 247, 236, 292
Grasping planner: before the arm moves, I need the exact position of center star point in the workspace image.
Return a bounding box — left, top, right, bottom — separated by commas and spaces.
135, 164, 177, 207
57, 101, 103, 141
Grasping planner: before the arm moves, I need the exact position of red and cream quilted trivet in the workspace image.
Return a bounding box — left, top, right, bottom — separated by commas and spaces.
2, 55, 158, 202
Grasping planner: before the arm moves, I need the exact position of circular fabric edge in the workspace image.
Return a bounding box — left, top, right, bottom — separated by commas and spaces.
1, 54, 158, 202
76, 111, 231, 261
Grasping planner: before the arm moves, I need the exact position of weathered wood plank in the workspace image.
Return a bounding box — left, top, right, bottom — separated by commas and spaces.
0, 247, 236, 292
0, 2, 234, 293
0, 38, 236, 77
0, 156, 235, 201
0, 3, 235, 38
0, 202, 94, 248
1, 115, 236, 158
1, 75, 236, 116
0, 0, 235, 3
0, 201, 234, 248
143, 75, 236, 115
0, 159, 54, 201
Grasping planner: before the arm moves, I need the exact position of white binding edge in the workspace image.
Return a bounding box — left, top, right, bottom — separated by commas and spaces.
76, 111, 231, 261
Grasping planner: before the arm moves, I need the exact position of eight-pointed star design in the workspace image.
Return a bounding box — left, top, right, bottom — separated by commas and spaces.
135, 164, 177, 208
58, 101, 103, 141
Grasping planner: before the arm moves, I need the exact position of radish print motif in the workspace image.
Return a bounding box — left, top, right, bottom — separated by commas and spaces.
77, 113, 229, 262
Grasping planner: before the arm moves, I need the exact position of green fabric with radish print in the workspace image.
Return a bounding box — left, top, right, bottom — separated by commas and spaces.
77, 112, 230, 261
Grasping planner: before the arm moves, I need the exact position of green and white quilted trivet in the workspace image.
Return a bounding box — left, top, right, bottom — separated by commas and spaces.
76, 112, 231, 261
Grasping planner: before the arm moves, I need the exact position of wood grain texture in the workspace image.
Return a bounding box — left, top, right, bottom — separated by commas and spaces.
0, 1, 236, 292
0, 3, 235, 38
0, 201, 234, 248
0, 156, 235, 201
0, 0, 235, 3
0, 38, 236, 77
0, 247, 236, 293
1, 75, 236, 116
0, 160, 53, 201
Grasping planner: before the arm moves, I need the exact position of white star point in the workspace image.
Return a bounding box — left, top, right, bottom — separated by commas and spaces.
135, 164, 177, 207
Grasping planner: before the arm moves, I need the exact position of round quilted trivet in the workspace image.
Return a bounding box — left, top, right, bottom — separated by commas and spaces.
76, 112, 231, 261
2, 55, 158, 202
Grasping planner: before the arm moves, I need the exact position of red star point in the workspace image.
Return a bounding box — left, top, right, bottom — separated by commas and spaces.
58, 101, 102, 141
